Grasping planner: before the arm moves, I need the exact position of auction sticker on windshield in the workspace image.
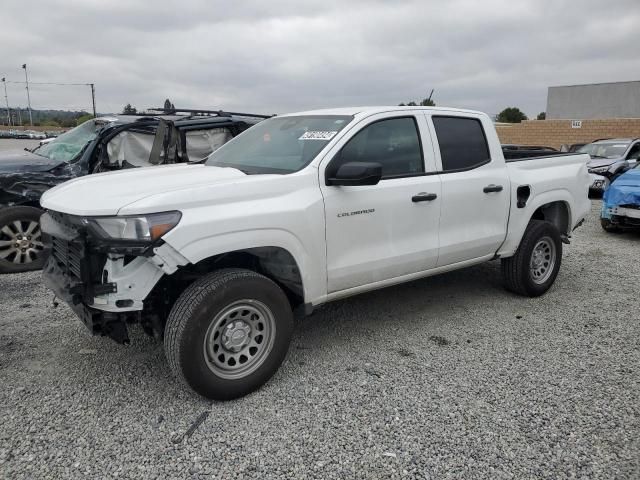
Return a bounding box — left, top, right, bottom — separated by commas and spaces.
299, 131, 338, 140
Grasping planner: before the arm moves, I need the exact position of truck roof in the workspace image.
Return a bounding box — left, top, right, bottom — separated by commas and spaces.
281, 106, 486, 118
592, 138, 635, 144
102, 114, 264, 127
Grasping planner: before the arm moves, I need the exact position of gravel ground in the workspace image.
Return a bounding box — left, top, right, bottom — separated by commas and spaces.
1, 201, 639, 479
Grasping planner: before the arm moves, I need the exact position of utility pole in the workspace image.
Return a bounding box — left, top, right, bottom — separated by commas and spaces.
1, 77, 10, 126
21, 64, 33, 126
90, 83, 96, 117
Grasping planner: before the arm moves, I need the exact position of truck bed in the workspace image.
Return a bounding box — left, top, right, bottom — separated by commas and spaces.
503, 151, 583, 162
497, 152, 592, 256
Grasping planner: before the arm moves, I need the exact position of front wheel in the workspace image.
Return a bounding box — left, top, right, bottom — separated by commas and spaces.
164, 268, 294, 400
501, 220, 562, 297
0, 206, 46, 274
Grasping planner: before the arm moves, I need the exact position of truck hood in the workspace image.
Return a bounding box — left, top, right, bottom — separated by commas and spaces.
0, 149, 63, 173
586, 157, 624, 169
41, 164, 248, 216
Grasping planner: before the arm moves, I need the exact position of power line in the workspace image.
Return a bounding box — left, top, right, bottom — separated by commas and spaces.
3, 79, 97, 117
3, 80, 93, 86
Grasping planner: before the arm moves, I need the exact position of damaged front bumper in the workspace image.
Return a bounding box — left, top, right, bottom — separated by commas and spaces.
601, 204, 640, 227
41, 211, 188, 343
43, 258, 134, 343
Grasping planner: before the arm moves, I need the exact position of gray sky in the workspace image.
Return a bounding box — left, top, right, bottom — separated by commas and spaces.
1, 0, 639, 118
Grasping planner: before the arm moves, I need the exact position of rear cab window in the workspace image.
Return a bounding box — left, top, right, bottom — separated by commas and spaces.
431, 116, 491, 172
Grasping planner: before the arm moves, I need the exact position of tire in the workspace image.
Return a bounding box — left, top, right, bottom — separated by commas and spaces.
0, 206, 46, 274
164, 268, 294, 400
600, 218, 621, 233
501, 220, 562, 297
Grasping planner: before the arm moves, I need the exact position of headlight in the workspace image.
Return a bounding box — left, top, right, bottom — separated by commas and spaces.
589, 166, 609, 174
85, 211, 181, 242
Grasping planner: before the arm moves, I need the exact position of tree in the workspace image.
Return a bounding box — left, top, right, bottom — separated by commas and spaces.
41, 119, 61, 127
76, 114, 94, 126
419, 97, 435, 107
163, 98, 175, 112
496, 107, 528, 123
537, 111, 546, 120
122, 103, 137, 115
399, 94, 436, 107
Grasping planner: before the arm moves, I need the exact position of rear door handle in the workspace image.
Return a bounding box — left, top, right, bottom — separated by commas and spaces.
483, 184, 503, 193
412, 192, 438, 202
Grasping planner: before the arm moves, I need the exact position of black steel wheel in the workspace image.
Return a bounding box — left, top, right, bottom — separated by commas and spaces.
164, 268, 294, 400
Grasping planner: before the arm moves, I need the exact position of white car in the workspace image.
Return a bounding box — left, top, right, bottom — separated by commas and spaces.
40, 106, 591, 399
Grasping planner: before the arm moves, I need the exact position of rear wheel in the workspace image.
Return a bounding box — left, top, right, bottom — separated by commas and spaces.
501, 220, 562, 297
0, 206, 46, 274
164, 268, 294, 400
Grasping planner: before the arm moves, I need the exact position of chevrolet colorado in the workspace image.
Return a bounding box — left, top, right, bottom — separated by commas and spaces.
40, 106, 591, 400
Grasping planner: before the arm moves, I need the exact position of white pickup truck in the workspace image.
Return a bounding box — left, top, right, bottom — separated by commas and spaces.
40, 106, 591, 399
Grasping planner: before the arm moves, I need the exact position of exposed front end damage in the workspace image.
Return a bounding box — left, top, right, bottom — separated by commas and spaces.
41, 211, 188, 343
601, 169, 640, 229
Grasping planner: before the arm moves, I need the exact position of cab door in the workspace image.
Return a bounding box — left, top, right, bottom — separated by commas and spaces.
320, 113, 442, 293
426, 113, 510, 266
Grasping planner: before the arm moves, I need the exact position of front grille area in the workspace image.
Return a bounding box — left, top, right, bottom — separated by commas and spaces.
51, 236, 84, 281
43, 211, 110, 303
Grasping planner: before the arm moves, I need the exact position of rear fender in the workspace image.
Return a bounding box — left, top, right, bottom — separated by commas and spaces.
498, 189, 574, 257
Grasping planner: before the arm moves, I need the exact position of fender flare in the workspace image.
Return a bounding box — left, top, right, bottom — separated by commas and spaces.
167, 228, 323, 303
498, 189, 573, 257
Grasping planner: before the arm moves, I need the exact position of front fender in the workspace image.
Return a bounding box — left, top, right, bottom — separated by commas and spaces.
165, 228, 326, 304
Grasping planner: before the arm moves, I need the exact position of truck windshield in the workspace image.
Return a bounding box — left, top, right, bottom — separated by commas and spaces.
35, 119, 104, 163
578, 142, 629, 159
205, 115, 353, 174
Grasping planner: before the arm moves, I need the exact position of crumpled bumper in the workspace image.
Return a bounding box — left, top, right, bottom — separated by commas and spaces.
42, 255, 132, 343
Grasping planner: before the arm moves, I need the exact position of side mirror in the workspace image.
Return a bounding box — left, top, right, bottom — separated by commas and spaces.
326, 162, 382, 186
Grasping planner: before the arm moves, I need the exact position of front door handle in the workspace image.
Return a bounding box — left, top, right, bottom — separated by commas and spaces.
483, 184, 503, 193
412, 192, 438, 202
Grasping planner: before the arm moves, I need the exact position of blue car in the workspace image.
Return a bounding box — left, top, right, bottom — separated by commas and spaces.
601, 163, 640, 232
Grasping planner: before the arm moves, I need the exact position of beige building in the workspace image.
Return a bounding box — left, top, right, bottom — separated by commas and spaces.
496, 81, 640, 149
496, 118, 640, 150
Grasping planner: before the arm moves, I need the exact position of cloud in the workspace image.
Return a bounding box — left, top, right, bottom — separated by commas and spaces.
1, 0, 639, 117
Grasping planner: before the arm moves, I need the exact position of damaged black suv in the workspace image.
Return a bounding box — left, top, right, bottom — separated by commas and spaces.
0, 109, 268, 273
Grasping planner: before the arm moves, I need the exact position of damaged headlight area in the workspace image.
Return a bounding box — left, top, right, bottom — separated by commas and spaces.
588, 166, 610, 174
80, 211, 182, 255
85, 211, 182, 242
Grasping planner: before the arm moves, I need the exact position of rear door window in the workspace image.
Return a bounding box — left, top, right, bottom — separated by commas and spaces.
432, 116, 491, 172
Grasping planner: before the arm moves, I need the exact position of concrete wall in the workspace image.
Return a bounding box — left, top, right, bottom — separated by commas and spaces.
496, 118, 640, 150
547, 81, 640, 119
